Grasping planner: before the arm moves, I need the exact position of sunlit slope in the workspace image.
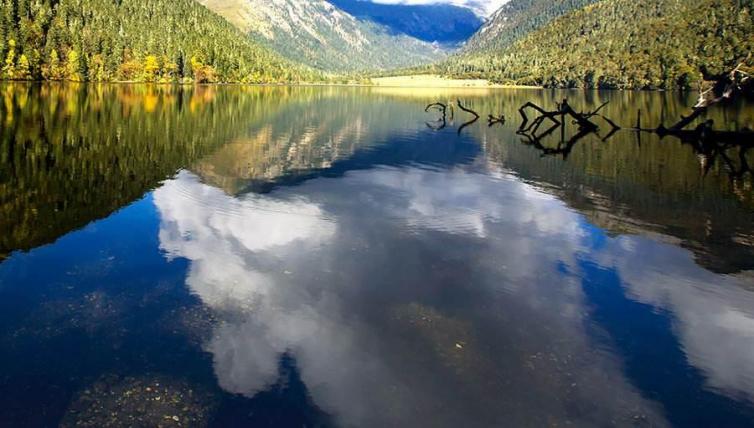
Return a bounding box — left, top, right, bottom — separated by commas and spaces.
436, 0, 754, 89
463, 0, 603, 53
198, 0, 445, 73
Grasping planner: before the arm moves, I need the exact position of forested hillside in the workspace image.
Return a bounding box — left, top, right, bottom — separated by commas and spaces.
0, 0, 318, 82
463, 0, 602, 53
435, 0, 754, 89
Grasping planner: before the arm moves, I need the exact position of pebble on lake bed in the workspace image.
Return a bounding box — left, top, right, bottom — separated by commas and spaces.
60, 374, 215, 427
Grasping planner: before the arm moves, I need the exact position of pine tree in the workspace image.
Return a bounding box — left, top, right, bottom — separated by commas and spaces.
65, 50, 81, 81
44, 48, 63, 80
16, 52, 30, 79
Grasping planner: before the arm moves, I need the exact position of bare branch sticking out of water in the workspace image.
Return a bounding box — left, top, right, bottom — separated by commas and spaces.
456, 99, 480, 120
515, 99, 623, 158
629, 62, 754, 180
488, 114, 506, 127
456, 100, 479, 135
425, 102, 448, 131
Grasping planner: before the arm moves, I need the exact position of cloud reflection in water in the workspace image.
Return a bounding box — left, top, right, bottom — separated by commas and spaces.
155, 165, 754, 426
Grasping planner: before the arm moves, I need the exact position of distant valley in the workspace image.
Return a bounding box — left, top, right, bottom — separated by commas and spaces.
197, 0, 453, 72
327, 0, 483, 45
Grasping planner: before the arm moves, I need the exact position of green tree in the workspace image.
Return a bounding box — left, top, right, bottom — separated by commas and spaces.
142, 54, 160, 81
43, 49, 64, 80
16, 52, 30, 79
65, 50, 81, 81
2, 38, 16, 79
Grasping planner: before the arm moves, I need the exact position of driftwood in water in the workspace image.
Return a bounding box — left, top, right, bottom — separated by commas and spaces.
422, 99, 509, 133
518, 99, 617, 134
629, 62, 754, 180
669, 62, 751, 131
456, 99, 480, 135
488, 114, 506, 127
518, 102, 560, 133
456, 99, 479, 119
626, 64, 754, 181
636, 62, 753, 137
421, 96, 615, 143
678, 121, 753, 179
425, 102, 448, 130
560, 99, 601, 132
425, 102, 447, 115
695, 62, 753, 108
425, 102, 448, 121
516, 99, 622, 158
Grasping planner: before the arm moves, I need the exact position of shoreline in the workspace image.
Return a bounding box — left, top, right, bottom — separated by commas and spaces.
0, 78, 675, 92
0, 78, 532, 89
366, 75, 539, 89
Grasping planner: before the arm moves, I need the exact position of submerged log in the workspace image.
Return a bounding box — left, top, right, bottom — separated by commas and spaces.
657, 62, 753, 133
627, 62, 754, 181
456, 99, 480, 119
425, 102, 447, 115
488, 114, 506, 127
517, 98, 620, 147
623, 62, 754, 163
456, 99, 480, 135
425, 101, 448, 130
518, 102, 561, 136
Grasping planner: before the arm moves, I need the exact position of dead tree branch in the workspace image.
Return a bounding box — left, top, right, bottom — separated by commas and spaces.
456, 99, 480, 135
515, 99, 623, 157
425, 102, 447, 114
456, 99, 480, 119
425, 101, 448, 131
488, 114, 505, 127
634, 58, 754, 141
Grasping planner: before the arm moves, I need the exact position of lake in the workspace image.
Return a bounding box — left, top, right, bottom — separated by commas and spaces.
1, 83, 753, 427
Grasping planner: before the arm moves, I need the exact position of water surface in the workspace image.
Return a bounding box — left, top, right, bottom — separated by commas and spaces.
1, 84, 753, 427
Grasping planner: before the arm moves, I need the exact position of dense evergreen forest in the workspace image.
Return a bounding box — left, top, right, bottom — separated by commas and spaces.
462, 0, 602, 53
0, 0, 319, 83
431, 0, 754, 89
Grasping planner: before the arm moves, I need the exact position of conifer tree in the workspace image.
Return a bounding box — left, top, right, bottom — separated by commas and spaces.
16, 52, 30, 79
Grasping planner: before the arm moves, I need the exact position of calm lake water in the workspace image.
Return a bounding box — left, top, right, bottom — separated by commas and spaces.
1, 83, 753, 427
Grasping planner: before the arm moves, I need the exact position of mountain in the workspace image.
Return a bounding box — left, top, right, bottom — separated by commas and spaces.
327, 0, 483, 45
198, 0, 445, 72
437, 0, 754, 89
0, 0, 316, 83
463, 0, 603, 53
